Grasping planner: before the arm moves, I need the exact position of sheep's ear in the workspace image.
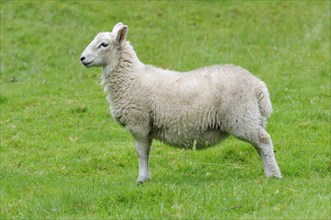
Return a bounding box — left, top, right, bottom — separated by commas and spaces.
112, 22, 124, 32
114, 25, 128, 46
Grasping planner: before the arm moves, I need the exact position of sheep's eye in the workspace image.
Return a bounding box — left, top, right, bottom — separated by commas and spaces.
98, 43, 109, 48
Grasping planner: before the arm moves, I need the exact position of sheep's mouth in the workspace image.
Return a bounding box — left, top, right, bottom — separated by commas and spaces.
82, 61, 93, 66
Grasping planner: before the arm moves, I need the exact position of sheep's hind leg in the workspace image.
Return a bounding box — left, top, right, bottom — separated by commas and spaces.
231, 126, 282, 178
252, 129, 282, 178
136, 140, 151, 184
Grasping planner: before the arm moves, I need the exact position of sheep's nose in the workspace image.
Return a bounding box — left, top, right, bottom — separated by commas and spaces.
80, 56, 85, 62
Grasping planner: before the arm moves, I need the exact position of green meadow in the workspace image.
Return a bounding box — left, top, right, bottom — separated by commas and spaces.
1, 1, 330, 219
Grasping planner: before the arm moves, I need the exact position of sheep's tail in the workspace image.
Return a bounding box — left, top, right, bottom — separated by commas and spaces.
256, 84, 272, 120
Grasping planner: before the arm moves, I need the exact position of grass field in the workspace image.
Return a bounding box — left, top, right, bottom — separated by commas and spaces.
1, 1, 330, 219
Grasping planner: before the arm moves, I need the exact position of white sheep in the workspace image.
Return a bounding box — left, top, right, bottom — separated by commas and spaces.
80, 22, 282, 183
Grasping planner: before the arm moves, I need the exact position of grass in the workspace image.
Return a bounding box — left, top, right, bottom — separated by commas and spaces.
0, 1, 330, 219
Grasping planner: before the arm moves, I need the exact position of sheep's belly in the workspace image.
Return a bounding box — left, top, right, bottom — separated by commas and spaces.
152, 128, 229, 149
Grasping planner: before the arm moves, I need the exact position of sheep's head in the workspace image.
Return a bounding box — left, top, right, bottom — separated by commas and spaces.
80, 22, 128, 68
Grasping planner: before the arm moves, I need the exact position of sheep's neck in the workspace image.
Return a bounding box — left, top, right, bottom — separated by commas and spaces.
101, 43, 141, 101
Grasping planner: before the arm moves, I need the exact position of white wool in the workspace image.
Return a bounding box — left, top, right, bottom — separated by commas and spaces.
80, 22, 282, 183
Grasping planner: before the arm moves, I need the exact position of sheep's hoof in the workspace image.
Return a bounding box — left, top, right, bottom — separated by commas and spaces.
266, 173, 282, 179
137, 181, 144, 185
136, 177, 150, 185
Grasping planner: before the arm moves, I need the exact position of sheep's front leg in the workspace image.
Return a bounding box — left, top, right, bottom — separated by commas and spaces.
136, 140, 151, 184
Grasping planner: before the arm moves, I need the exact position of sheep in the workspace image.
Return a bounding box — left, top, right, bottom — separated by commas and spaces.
80, 22, 282, 183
